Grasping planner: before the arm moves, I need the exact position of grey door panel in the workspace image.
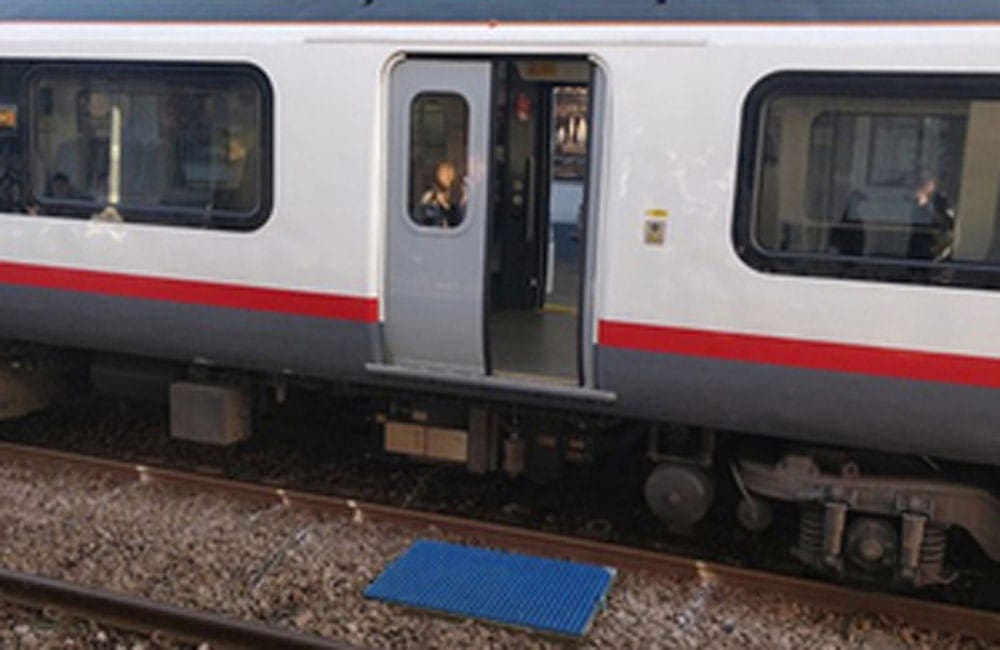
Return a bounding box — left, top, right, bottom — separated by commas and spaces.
384, 60, 492, 372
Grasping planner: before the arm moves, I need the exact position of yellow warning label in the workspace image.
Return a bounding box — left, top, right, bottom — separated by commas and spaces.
644, 220, 666, 245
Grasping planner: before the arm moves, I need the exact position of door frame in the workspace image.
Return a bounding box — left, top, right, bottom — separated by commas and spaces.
579, 60, 607, 388
371, 54, 610, 399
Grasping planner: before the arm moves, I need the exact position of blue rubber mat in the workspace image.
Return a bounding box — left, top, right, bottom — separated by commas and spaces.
364, 539, 615, 637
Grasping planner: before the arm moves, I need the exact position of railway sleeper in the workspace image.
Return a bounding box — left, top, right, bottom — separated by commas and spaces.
736, 453, 1000, 587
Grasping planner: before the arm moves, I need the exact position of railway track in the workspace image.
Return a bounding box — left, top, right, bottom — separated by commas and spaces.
0, 441, 997, 643
0, 567, 359, 649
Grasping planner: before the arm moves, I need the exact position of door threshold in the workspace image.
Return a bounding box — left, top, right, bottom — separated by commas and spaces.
365, 363, 617, 404
491, 369, 578, 387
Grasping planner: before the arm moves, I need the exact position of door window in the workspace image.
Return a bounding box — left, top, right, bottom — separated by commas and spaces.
409, 93, 468, 229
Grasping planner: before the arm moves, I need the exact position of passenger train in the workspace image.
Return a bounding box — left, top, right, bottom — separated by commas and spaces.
0, 1, 996, 588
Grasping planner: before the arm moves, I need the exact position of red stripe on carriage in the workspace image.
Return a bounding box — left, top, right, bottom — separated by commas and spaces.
0, 260, 378, 322
598, 320, 1000, 389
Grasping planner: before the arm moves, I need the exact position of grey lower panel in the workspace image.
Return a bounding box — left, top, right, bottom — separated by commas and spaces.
2, 283, 994, 467
0, 285, 374, 381
597, 346, 1000, 466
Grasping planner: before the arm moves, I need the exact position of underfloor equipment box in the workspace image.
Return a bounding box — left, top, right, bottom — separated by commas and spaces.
169, 381, 250, 446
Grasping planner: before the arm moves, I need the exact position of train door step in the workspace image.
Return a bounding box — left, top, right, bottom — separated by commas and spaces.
365, 362, 617, 404
364, 539, 615, 637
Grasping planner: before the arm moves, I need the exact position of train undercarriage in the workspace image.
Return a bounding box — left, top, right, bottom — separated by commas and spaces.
731, 453, 999, 588
0, 342, 996, 592
352, 392, 999, 591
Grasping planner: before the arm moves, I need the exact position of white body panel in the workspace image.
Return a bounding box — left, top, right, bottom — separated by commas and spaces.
0, 21, 996, 360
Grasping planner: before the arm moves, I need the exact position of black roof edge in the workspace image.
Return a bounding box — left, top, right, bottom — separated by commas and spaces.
2, 0, 1000, 23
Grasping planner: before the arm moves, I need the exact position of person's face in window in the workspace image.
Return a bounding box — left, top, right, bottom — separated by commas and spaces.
228, 137, 248, 163
435, 162, 456, 191
915, 175, 938, 206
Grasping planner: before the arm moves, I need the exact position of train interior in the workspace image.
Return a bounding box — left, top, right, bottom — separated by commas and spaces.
757, 95, 1000, 265
487, 59, 591, 384
0, 61, 262, 224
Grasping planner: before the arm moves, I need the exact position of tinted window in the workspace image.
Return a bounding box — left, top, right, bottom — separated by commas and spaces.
0, 61, 270, 230
408, 93, 468, 229
739, 74, 1000, 289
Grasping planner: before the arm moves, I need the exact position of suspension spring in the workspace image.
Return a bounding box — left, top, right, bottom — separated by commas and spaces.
794, 506, 824, 565
919, 524, 947, 581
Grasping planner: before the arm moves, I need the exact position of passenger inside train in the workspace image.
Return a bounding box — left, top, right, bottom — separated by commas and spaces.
0, 62, 265, 228
409, 92, 469, 230
416, 161, 465, 228
754, 87, 1000, 276
908, 170, 956, 260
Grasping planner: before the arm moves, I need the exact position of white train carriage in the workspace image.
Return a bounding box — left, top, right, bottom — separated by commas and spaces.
0, 1, 996, 586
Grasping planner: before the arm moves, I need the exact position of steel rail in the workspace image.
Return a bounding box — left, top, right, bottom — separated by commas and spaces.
1, 441, 997, 641
0, 567, 361, 649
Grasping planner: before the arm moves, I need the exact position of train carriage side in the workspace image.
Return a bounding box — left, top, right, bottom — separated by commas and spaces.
0, 22, 993, 464
587, 25, 1000, 580
0, 15, 995, 586
593, 25, 1000, 466
0, 24, 386, 381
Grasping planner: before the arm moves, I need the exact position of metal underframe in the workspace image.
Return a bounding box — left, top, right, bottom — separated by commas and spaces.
738, 455, 1000, 564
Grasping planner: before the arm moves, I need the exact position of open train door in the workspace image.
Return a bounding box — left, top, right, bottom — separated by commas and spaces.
381, 60, 492, 373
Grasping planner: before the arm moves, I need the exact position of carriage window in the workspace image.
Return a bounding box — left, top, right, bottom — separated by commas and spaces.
741, 74, 1000, 289
0, 61, 270, 230
409, 93, 468, 229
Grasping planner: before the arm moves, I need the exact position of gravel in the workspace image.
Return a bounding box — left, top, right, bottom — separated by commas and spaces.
4, 393, 993, 618
0, 457, 992, 649
0, 395, 777, 574
0, 600, 151, 649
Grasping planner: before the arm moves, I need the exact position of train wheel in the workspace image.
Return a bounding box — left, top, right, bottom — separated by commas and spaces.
644, 463, 714, 532
736, 496, 773, 533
